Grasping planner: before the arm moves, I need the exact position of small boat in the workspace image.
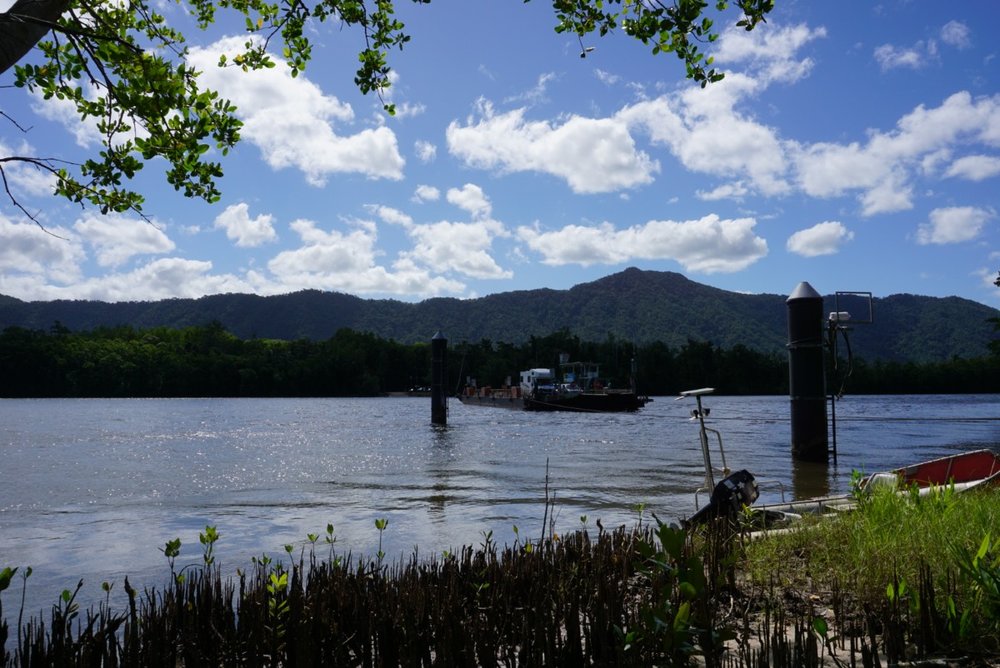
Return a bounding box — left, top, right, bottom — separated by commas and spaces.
458, 359, 650, 413
870, 448, 1000, 491
677, 387, 1000, 527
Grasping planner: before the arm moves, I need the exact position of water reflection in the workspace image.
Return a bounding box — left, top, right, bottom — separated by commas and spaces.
1, 395, 998, 624
790, 459, 832, 500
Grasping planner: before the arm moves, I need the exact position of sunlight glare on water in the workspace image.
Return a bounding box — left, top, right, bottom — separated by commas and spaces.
0, 394, 998, 620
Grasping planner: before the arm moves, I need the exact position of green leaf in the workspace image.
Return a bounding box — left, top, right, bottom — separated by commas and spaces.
0, 567, 16, 592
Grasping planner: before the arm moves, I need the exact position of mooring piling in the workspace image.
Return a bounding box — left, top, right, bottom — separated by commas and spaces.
786, 282, 828, 462
431, 331, 447, 425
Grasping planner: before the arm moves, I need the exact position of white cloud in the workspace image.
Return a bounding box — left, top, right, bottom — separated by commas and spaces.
413, 185, 440, 202
874, 43, 929, 71
696, 181, 750, 201
0, 140, 58, 197
414, 140, 437, 162
917, 206, 994, 245
0, 216, 84, 284
622, 95, 790, 197
29, 83, 103, 148
0, 253, 258, 302
594, 69, 620, 85
188, 36, 405, 186
266, 218, 464, 296
712, 22, 827, 85
975, 267, 1000, 296
401, 219, 512, 279
446, 99, 658, 194
940, 21, 972, 49
516, 214, 768, 274
786, 221, 854, 257
392, 102, 426, 118
792, 92, 1000, 215
369, 205, 413, 227
446, 27, 997, 218
80, 258, 256, 300
944, 155, 1000, 181
370, 197, 510, 279
446, 184, 491, 219
73, 213, 175, 267
213, 203, 277, 247
504, 72, 556, 105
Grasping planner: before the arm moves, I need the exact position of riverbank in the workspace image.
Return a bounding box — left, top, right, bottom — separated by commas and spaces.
3, 484, 998, 666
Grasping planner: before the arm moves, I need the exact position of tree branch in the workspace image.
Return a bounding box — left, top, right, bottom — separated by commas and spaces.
0, 0, 73, 74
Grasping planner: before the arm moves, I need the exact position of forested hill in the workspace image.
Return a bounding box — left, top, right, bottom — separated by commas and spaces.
1, 268, 997, 362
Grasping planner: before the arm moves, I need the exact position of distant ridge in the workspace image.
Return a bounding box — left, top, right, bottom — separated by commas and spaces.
1, 268, 997, 362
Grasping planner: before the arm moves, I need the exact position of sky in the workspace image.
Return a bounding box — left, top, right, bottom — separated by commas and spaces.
1, 0, 999, 308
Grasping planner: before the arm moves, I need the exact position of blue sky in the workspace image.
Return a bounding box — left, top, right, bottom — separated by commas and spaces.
1, 0, 999, 307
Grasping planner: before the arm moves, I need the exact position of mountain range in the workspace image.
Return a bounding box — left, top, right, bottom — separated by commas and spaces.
1, 268, 997, 362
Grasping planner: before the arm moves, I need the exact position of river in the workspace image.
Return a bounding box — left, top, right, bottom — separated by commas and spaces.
1, 394, 998, 621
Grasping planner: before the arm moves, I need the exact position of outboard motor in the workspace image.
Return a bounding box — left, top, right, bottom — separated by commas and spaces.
685, 470, 759, 526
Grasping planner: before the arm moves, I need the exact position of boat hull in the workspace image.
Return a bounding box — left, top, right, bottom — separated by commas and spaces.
889, 449, 1000, 487
744, 449, 1000, 528
523, 391, 648, 412
456, 391, 649, 412
457, 394, 526, 410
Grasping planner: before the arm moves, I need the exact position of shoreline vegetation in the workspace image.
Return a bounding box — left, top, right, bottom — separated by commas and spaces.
2, 323, 999, 398
2, 485, 999, 666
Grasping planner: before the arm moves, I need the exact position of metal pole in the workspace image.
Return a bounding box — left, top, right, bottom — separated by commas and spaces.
431, 331, 447, 425
695, 394, 715, 490
787, 282, 828, 462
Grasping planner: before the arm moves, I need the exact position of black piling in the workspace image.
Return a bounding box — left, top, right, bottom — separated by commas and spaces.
786, 282, 828, 462
431, 331, 447, 425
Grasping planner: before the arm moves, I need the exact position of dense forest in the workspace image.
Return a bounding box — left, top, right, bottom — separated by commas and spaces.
3, 269, 998, 362
1, 322, 998, 398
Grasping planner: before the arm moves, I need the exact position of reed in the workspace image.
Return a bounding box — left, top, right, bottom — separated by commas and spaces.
2, 489, 998, 666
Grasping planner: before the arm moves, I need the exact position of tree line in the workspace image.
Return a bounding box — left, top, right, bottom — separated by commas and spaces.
0, 323, 997, 398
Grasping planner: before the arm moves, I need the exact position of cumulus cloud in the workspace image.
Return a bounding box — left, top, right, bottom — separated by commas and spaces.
440, 24, 997, 225
368, 205, 412, 227
0, 216, 84, 285
786, 221, 854, 257
370, 200, 511, 280
874, 43, 930, 71
392, 102, 426, 118
446, 99, 659, 194
73, 213, 175, 267
73, 258, 258, 301
401, 219, 512, 279
975, 267, 1000, 294
516, 214, 768, 274
413, 185, 440, 202
917, 206, 993, 245
188, 36, 405, 186
791, 92, 1000, 215
213, 203, 277, 247
944, 155, 1000, 181
267, 218, 465, 296
0, 140, 58, 197
940, 21, 972, 49
447, 184, 492, 219
414, 140, 437, 162
697, 181, 750, 201
712, 22, 827, 85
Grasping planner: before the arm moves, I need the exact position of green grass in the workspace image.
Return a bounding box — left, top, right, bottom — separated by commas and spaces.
741, 484, 1000, 643
744, 485, 999, 596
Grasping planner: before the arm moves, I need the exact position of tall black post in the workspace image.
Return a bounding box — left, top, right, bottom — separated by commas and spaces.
431, 331, 447, 425
787, 282, 827, 462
